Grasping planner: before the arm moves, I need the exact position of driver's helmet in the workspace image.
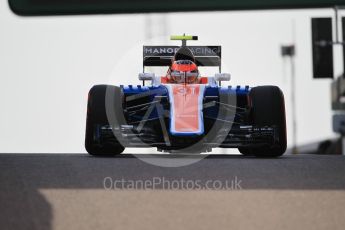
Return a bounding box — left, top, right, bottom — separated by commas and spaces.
169, 60, 199, 83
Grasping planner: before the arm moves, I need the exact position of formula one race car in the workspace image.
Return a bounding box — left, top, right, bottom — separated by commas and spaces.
85, 35, 287, 157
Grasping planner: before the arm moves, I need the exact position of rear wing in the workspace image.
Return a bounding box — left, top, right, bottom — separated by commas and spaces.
143, 46, 221, 69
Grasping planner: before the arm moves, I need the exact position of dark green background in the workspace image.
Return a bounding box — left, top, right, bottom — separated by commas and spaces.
9, 0, 345, 16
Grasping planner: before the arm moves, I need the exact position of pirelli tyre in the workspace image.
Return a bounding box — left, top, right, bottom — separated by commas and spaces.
238, 148, 254, 156
85, 85, 125, 156
239, 86, 287, 157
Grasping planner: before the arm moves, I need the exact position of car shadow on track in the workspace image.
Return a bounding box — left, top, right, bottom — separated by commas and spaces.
1, 153, 345, 230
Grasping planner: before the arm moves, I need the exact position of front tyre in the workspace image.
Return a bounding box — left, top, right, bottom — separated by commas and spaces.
239, 86, 287, 157
238, 148, 254, 156
85, 85, 125, 156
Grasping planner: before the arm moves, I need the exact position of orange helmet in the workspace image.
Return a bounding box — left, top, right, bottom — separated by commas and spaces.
169, 60, 199, 84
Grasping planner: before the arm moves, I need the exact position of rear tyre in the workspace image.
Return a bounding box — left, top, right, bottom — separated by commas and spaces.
85, 85, 125, 156
239, 86, 287, 157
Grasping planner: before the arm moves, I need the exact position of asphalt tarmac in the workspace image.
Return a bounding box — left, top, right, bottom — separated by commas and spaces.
1, 153, 345, 230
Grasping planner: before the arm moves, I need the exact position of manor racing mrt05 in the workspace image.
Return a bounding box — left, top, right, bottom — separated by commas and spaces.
85, 35, 287, 157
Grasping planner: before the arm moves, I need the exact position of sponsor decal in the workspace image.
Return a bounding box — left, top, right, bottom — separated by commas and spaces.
144, 46, 221, 57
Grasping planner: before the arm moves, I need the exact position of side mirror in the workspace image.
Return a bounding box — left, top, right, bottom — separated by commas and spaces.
139, 72, 155, 81
214, 73, 231, 82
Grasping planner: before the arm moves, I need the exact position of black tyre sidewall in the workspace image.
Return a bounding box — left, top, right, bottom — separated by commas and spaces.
85, 85, 125, 155
248, 86, 287, 157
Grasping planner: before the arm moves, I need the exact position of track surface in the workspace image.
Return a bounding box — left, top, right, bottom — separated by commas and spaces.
1, 153, 345, 230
